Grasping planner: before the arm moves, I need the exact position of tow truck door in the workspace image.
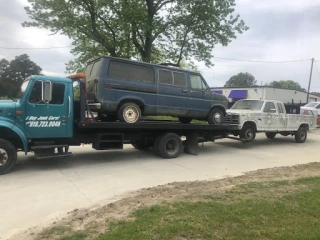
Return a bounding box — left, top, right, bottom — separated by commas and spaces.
24, 79, 71, 138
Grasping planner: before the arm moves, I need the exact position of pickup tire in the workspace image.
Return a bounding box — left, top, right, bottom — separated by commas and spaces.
0, 138, 17, 175
157, 133, 182, 159
208, 108, 224, 125
118, 102, 141, 123
240, 124, 256, 142
265, 132, 277, 139
295, 127, 307, 143
178, 117, 192, 124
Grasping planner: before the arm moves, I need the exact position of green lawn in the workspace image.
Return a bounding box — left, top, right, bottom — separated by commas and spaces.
57, 176, 320, 240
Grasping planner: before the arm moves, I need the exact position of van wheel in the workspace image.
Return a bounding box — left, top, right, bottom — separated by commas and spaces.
118, 103, 141, 123
0, 139, 17, 175
208, 108, 224, 125
295, 127, 307, 143
157, 133, 182, 159
178, 117, 192, 124
265, 132, 277, 139
240, 124, 256, 142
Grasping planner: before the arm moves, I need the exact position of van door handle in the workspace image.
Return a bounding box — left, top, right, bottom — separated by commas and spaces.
182, 89, 188, 93
190, 90, 196, 93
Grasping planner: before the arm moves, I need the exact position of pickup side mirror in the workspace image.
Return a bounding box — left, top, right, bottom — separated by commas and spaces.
270, 108, 277, 113
43, 81, 52, 103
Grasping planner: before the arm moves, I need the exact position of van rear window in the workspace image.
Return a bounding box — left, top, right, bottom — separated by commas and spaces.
108, 60, 154, 82
84, 64, 93, 77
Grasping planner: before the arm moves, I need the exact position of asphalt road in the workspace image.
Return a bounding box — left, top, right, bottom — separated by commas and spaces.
1, 131, 320, 239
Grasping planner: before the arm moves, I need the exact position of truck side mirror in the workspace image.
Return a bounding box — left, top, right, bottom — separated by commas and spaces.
43, 81, 52, 103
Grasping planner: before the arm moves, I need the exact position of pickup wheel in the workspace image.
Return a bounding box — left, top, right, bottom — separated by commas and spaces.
0, 139, 17, 175
265, 132, 277, 139
240, 124, 256, 142
208, 108, 224, 125
295, 127, 307, 143
118, 103, 141, 123
157, 133, 182, 159
178, 117, 192, 124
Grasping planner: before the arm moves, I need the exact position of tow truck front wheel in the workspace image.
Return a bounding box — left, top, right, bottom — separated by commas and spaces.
295, 127, 307, 143
0, 139, 17, 175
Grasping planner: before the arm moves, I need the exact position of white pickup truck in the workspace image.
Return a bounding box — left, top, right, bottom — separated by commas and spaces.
224, 99, 317, 143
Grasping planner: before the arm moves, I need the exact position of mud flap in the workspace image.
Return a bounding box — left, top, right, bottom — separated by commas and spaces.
184, 132, 198, 155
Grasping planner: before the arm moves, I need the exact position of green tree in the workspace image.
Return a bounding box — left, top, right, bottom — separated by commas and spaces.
0, 54, 42, 98
23, 0, 248, 71
224, 72, 257, 87
267, 80, 305, 91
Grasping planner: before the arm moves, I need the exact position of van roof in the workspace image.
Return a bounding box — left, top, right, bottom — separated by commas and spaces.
86, 56, 202, 75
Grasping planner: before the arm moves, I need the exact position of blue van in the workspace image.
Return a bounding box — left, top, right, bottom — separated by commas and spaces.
85, 57, 228, 124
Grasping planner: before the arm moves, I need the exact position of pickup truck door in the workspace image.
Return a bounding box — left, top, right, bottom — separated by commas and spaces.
24, 80, 71, 138
275, 102, 287, 130
261, 102, 277, 130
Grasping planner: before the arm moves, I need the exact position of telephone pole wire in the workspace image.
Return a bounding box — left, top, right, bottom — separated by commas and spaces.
306, 58, 314, 103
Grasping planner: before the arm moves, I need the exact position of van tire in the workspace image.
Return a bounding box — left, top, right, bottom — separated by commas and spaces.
0, 138, 17, 175
295, 127, 307, 143
208, 108, 224, 125
157, 133, 182, 159
118, 103, 141, 123
178, 117, 192, 124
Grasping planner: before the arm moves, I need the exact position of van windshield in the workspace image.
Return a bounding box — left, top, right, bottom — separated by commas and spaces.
231, 100, 264, 111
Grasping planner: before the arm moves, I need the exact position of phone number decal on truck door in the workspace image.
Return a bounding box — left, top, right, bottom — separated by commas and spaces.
26, 116, 62, 128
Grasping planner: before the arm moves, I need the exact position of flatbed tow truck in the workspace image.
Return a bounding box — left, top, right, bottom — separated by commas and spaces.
0, 74, 312, 175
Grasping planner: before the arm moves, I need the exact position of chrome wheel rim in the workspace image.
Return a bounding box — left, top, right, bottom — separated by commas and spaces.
0, 148, 8, 167
300, 131, 306, 141
165, 139, 179, 155
245, 129, 254, 140
213, 112, 222, 124
123, 106, 139, 123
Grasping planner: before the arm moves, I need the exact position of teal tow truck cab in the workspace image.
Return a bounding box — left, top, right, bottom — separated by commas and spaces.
0, 74, 231, 175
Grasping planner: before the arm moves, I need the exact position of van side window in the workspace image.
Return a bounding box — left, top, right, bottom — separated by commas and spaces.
263, 102, 276, 113
108, 60, 155, 82
159, 70, 173, 85
173, 72, 187, 87
190, 75, 205, 90
29, 81, 65, 104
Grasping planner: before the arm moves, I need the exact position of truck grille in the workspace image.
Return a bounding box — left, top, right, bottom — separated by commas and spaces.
223, 114, 239, 124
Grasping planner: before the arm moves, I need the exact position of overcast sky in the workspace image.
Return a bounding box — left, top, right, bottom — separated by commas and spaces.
1, 0, 320, 91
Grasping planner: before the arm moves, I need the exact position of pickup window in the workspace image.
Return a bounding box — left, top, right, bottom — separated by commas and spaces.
276, 103, 285, 113
263, 102, 276, 113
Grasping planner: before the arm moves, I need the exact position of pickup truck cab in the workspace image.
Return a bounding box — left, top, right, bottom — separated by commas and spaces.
224, 99, 317, 142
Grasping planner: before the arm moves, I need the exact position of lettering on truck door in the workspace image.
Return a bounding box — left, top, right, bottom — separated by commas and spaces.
25, 80, 68, 138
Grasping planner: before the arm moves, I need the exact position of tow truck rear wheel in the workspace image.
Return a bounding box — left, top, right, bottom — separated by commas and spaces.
157, 133, 182, 159
240, 124, 256, 142
0, 138, 17, 175
265, 132, 277, 139
295, 127, 307, 143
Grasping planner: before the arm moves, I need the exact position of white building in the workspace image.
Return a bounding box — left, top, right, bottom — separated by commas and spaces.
211, 86, 319, 104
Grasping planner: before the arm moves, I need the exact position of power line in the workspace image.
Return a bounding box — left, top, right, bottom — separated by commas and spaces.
213, 56, 312, 63
0, 46, 72, 50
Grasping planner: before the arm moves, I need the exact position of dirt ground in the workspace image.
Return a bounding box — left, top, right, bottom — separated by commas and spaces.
10, 161, 320, 240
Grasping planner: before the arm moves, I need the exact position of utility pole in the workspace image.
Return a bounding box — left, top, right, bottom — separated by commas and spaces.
306, 58, 314, 103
